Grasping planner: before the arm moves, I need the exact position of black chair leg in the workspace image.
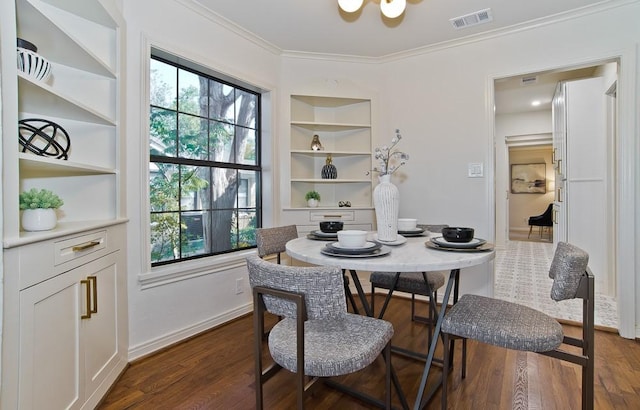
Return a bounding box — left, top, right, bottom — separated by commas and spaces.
385, 342, 392, 409
442, 333, 450, 410
411, 293, 416, 320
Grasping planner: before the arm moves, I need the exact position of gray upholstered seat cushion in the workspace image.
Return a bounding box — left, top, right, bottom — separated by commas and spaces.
370, 271, 446, 294
442, 294, 563, 352
269, 314, 394, 377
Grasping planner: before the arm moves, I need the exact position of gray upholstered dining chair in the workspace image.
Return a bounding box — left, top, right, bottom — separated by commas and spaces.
370, 225, 449, 336
255, 224, 299, 265
441, 242, 594, 410
246, 255, 395, 409
255, 225, 300, 338
256, 224, 358, 313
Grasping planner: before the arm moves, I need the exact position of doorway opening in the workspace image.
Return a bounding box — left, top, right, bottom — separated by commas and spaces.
493, 61, 619, 330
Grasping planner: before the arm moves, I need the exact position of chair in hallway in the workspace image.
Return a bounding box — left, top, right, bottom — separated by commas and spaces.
441, 242, 594, 410
370, 225, 448, 342
528, 203, 553, 239
246, 255, 396, 409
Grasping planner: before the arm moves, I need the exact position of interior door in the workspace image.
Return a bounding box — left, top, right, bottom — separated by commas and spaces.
552, 82, 567, 244
554, 77, 609, 291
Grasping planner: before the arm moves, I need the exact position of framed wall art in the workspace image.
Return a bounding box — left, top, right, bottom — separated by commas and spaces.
511, 163, 546, 194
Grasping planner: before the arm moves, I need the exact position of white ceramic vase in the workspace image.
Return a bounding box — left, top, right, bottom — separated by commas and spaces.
22, 208, 57, 231
373, 174, 399, 242
307, 198, 319, 208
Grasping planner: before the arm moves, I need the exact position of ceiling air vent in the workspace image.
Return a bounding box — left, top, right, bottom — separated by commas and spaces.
450, 8, 493, 30
521, 75, 538, 85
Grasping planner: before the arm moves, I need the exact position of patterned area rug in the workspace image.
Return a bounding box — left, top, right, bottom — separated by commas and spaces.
494, 241, 618, 329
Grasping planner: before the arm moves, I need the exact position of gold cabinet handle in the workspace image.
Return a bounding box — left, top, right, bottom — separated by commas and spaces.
557, 187, 563, 202
88, 276, 98, 314
81, 279, 92, 319
553, 209, 558, 225
552, 148, 557, 164
72, 241, 101, 252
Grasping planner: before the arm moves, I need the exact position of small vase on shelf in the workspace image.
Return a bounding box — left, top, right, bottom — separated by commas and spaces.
373, 174, 399, 242
321, 154, 337, 179
307, 199, 319, 208
310, 134, 323, 151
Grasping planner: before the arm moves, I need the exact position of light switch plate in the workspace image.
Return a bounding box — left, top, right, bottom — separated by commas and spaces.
468, 162, 484, 178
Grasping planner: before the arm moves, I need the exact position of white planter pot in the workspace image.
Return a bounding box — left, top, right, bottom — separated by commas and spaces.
22, 208, 57, 231
307, 198, 319, 208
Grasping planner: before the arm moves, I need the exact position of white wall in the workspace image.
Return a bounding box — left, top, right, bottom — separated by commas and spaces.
123, 0, 640, 356
122, 0, 281, 358
372, 4, 639, 336
496, 111, 553, 246
508, 147, 555, 233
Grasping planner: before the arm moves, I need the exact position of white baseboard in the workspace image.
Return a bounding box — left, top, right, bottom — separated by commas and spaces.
128, 303, 253, 361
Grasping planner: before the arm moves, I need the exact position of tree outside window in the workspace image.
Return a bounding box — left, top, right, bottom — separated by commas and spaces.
149, 56, 261, 265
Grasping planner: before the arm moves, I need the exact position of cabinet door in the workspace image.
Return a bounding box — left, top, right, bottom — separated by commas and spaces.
82, 252, 122, 406
19, 269, 84, 410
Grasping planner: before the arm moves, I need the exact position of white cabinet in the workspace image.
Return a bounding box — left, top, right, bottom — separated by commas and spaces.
286, 94, 374, 231
1, 1, 127, 407
3, 224, 128, 409
283, 208, 375, 236
552, 77, 609, 290
1, 0, 125, 244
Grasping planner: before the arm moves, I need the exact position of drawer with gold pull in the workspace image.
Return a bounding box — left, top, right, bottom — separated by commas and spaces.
55, 230, 107, 266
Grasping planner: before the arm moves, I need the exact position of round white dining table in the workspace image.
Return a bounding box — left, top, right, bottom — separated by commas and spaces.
285, 234, 495, 273
286, 233, 496, 410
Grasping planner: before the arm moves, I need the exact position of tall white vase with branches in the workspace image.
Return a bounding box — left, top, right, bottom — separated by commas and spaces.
374, 174, 399, 242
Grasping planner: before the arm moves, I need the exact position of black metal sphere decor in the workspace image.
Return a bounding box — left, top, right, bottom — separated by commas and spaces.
18, 118, 71, 160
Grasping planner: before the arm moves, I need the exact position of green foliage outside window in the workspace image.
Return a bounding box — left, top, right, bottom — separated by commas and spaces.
149, 55, 261, 265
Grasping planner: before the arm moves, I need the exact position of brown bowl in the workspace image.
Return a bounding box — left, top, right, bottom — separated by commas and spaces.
441, 227, 474, 243
319, 221, 343, 233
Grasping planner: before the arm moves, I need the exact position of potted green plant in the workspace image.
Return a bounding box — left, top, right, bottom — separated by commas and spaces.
19, 188, 64, 231
305, 190, 320, 208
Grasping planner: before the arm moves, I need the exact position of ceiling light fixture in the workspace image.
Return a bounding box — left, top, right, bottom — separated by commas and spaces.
338, 0, 407, 19
531, 100, 541, 107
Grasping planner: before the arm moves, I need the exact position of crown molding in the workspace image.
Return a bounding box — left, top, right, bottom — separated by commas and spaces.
173, 0, 282, 56
176, 0, 637, 64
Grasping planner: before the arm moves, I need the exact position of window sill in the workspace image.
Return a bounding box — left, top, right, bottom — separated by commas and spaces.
138, 249, 256, 289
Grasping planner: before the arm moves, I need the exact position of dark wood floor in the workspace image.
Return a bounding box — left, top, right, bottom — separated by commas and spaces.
99, 295, 640, 409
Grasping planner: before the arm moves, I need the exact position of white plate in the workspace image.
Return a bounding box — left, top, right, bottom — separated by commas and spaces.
321, 246, 391, 258
332, 241, 377, 250
398, 227, 424, 233
311, 230, 338, 237
431, 236, 487, 249
371, 233, 407, 246
398, 228, 426, 237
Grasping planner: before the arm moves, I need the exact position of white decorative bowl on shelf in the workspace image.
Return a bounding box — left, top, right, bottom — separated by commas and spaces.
17, 47, 52, 83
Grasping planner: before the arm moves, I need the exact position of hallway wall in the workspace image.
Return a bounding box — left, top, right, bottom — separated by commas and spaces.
508, 147, 555, 236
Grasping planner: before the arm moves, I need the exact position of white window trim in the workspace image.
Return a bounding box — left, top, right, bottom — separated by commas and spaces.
136, 35, 277, 288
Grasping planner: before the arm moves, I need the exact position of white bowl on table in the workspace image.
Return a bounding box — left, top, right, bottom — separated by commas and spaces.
337, 230, 368, 248
397, 218, 417, 231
